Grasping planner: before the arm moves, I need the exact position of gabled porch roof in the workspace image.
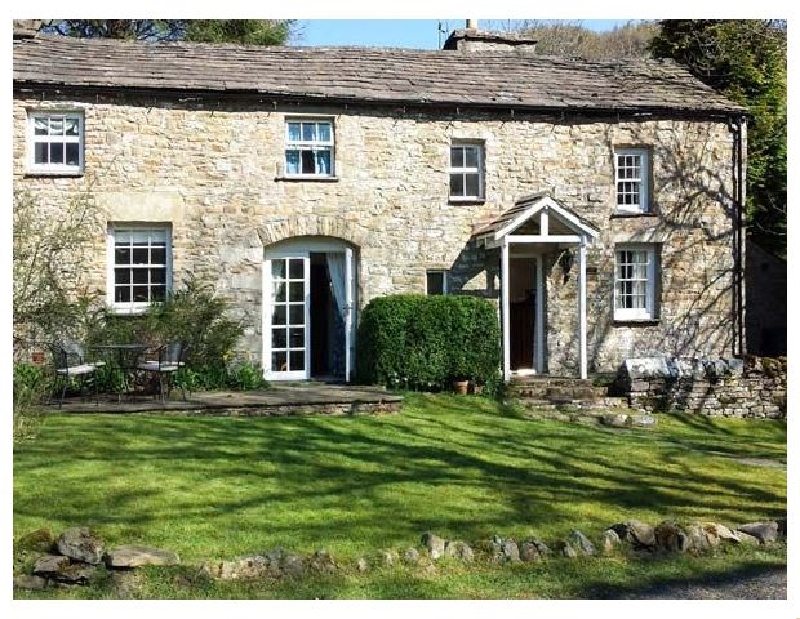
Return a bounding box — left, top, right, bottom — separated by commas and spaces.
473, 193, 599, 249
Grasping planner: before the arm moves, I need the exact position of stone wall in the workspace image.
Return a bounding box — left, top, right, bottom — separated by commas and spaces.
615, 356, 786, 418
13, 90, 739, 372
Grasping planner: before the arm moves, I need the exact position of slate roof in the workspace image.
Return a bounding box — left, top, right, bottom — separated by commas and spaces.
13, 34, 745, 115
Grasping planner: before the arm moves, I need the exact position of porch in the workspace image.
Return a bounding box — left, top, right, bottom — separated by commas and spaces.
48, 384, 403, 416
473, 193, 599, 381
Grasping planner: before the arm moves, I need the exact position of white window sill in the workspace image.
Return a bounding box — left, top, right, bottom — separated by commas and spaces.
25, 168, 84, 177
107, 305, 151, 316
448, 196, 486, 204
275, 175, 339, 182
613, 316, 659, 326
611, 209, 655, 218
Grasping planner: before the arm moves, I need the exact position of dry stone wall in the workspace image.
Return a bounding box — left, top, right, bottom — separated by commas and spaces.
615, 356, 786, 418
13, 90, 738, 372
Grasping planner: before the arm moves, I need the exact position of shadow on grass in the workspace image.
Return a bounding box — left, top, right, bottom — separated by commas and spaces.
13, 394, 787, 559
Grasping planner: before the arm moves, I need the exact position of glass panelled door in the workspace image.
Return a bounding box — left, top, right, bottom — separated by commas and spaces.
266, 254, 310, 379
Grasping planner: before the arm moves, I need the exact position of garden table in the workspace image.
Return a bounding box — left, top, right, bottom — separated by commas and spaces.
90, 344, 149, 401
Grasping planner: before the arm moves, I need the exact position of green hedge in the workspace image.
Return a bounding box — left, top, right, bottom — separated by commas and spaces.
355, 294, 500, 392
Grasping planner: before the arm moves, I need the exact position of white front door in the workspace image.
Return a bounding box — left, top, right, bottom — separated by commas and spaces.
264, 253, 310, 380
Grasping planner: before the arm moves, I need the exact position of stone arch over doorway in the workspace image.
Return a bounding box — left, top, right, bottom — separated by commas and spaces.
257, 214, 368, 250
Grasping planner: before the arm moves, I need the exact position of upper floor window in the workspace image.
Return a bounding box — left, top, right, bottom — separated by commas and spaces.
107, 226, 172, 314
28, 111, 84, 174
426, 270, 448, 295
614, 148, 650, 213
285, 119, 334, 177
449, 143, 483, 200
614, 245, 657, 321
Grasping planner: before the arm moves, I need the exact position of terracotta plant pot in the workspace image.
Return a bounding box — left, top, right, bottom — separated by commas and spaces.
453, 379, 469, 395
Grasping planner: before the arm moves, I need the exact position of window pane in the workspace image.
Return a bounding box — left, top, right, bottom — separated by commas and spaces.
450, 147, 463, 168
115, 268, 130, 285
315, 150, 331, 175
289, 350, 305, 371
132, 269, 148, 285
151, 247, 166, 264
300, 150, 315, 174
272, 328, 287, 349
465, 146, 478, 168
317, 123, 331, 142
273, 281, 286, 303
288, 258, 304, 279
34, 142, 48, 164
115, 247, 131, 264
287, 123, 301, 142
151, 286, 166, 302
49, 143, 64, 164
289, 328, 304, 348
272, 351, 287, 372
34, 117, 48, 135
65, 142, 80, 166
289, 304, 304, 325
132, 286, 149, 302
48, 117, 63, 135
115, 286, 130, 303
427, 272, 445, 295
65, 117, 79, 136
272, 260, 286, 280
272, 305, 287, 326
150, 268, 166, 284
465, 173, 480, 197
302, 123, 316, 142
285, 150, 300, 174
450, 173, 464, 197
132, 248, 149, 264
289, 281, 304, 302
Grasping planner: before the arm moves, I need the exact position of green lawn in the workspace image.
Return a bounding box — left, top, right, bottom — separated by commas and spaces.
13, 394, 786, 598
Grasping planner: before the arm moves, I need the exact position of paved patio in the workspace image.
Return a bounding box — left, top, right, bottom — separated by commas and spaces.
50, 384, 403, 417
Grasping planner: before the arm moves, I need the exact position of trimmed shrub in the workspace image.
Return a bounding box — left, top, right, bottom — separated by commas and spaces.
356, 294, 500, 392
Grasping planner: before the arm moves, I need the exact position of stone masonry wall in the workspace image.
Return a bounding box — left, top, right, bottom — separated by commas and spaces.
13, 90, 739, 373
615, 356, 786, 418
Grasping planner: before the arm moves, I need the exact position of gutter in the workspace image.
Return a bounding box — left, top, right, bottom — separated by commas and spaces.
13, 81, 749, 122
730, 115, 746, 356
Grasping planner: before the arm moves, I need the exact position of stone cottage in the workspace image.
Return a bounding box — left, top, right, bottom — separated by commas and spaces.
12, 26, 747, 382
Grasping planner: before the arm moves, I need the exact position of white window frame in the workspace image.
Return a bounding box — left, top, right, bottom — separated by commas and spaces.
614, 148, 650, 214
27, 110, 85, 175
106, 226, 173, 315
449, 142, 484, 200
284, 118, 335, 178
613, 245, 656, 321
426, 270, 448, 295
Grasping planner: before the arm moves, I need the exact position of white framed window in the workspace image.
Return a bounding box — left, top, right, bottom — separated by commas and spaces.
449, 143, 483, 200
614, 148, 650, 213
107, 226, 172, 314
27, 111, 84, 174
614, 246, 657, 321
284, 119, 334, 177
426, 270, 448, 295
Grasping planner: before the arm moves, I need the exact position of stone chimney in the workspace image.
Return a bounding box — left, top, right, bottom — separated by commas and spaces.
443, 22, 538, 53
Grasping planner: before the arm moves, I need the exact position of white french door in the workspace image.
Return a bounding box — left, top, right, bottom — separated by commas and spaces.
264, 253, 310, 380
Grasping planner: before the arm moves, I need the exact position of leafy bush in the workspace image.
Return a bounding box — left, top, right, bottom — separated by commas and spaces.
13, 363, 50, 442
356, 294, 500, 392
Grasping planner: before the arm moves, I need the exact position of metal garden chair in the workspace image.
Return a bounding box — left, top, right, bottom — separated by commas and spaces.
137, 341, 190, 403
50, 341, 105, 409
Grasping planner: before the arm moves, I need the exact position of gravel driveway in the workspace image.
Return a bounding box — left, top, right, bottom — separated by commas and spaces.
622, 566, 787, 600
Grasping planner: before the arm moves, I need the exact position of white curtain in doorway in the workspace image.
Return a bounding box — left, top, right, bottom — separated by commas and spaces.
326, 252, 347, 322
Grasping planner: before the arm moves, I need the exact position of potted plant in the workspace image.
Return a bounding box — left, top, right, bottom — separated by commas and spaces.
452, 351, 470, 395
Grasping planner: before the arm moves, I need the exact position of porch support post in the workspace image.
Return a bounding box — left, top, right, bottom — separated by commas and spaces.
536, 255, 544, 373
501, 237, 511, 382
578, 236, 588, 380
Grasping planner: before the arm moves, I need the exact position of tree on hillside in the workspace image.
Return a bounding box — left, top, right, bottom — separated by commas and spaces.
488, 20, 659, 61
37, 19, 298, 45
650, 20, 787, 257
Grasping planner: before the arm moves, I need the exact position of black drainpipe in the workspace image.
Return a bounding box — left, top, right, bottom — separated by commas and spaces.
730, 116, 745, 357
